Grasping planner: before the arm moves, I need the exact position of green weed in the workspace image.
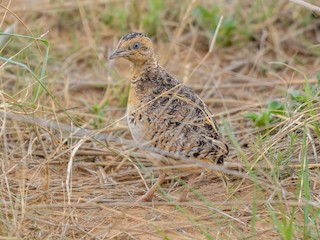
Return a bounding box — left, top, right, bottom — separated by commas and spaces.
100, 0, 180, 38
81, 99, 109, 129
245, 77, 319, 133
244, 99, 286, 127
141, 0, 165, 37
101, 4, 129, 33
192, 5, 236, 47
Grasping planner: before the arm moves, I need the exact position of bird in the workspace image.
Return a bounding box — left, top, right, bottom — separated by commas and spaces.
109, 32, 229, 202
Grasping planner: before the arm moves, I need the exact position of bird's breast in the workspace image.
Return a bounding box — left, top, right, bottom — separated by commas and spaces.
127, 86, 151, 144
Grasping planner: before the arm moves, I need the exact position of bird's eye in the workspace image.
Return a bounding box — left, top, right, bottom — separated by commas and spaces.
132, 42, 140, 49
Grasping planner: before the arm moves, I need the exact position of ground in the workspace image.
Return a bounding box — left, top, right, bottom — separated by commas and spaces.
0, 0, 320, 239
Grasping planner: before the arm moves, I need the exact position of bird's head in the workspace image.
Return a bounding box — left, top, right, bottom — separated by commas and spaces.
109, 32, 154, 65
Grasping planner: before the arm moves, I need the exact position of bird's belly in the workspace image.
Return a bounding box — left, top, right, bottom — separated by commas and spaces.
127, 110, 150, 145
127, 110, 201, 174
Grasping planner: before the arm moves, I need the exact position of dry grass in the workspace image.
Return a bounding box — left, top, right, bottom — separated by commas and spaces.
0, 0, 320, 239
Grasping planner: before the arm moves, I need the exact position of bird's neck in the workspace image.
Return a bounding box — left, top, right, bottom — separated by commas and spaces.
131, 55, 158, 81
128, 55, 159, 104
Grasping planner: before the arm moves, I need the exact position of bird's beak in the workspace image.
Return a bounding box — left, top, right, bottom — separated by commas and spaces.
109, 48, 129, 59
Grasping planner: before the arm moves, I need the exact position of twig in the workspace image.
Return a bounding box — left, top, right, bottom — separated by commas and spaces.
290, 0, 320, 13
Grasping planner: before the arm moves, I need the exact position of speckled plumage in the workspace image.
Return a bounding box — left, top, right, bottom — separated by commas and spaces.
110, 32, 228, 201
